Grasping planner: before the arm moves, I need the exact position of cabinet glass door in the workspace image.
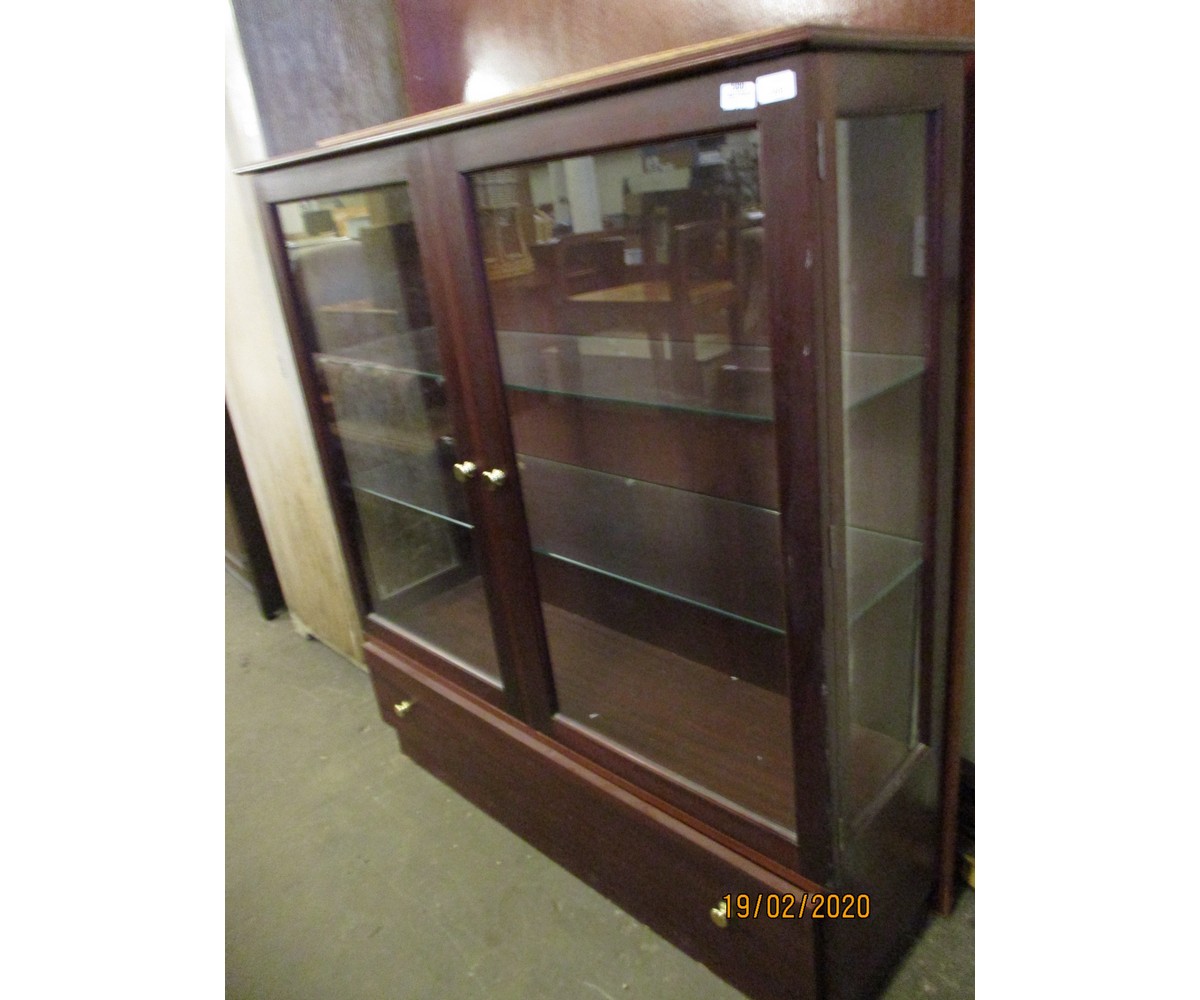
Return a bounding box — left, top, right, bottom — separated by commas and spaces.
834, 113, 932, 820
276, 183, 503, 685
469, 130, 796, 835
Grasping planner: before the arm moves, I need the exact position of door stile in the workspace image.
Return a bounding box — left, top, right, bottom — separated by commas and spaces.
759, 56, 837, 885
811, 52, 857, 876
410, 139, 559, 730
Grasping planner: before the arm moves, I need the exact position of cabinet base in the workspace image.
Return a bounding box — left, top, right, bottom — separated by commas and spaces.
366, 639, 820, 1000
367, 637, 943, 1000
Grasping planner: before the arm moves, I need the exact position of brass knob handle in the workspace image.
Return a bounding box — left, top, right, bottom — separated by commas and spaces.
393, 700, 414, 719
453, 461, 478, 483
482, 468, 508, 490
710, 900, 729, 928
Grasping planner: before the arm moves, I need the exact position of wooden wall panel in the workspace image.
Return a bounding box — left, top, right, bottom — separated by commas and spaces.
231, 0, 410, 156
393, 0, 973, 113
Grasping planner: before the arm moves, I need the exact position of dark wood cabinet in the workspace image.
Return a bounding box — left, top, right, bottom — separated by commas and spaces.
241, 26, 971, 1000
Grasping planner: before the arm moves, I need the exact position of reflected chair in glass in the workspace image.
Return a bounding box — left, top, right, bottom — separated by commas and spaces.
556, 221, 738, 403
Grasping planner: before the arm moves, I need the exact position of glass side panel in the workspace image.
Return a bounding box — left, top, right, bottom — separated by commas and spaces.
470, 129, 796, 836
835, 113, 930, 821
277, 185, 501, 685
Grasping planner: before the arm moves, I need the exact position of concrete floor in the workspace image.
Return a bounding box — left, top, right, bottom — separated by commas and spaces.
226, 572, 974, 999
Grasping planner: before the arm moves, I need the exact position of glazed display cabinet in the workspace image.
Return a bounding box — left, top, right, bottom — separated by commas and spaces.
241, 26, 970, 1000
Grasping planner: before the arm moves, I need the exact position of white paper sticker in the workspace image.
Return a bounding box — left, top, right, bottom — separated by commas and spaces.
756, 69, 797, 105
720, 81, 757, 111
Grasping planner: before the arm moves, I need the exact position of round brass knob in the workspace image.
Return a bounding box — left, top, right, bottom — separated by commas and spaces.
393, 700, 415, 719
482, 468, 507, 490
710, 900, 729, 928
453, 461, 478, 483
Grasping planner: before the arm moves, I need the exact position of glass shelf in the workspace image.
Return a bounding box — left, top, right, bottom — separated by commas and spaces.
517, 454, 785, 631
314, 327, 444, 378
497, 329, 774, 422
324, 419, 439, 455
843, 352, 925, 409
846, 526, 922, 623
348, 451, 470, 528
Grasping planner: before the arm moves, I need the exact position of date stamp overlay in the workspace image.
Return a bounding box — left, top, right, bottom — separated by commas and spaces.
718, 893, 872, 921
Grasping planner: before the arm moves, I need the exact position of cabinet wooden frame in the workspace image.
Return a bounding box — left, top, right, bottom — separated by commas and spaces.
241, 26, 970, 1000
253, 143, 528, 714
429, 54, 833, 875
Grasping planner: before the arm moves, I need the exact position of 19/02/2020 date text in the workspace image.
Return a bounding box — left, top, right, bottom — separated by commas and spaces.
720, 892, 871, 920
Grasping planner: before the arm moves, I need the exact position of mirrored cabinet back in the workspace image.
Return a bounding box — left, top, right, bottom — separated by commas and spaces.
240, 26, 972, 1000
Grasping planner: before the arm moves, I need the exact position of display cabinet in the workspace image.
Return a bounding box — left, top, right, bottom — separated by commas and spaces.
242, 26, 970, 1000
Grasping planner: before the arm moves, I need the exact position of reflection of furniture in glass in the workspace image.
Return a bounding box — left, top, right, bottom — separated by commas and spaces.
289, 239, 373, 347
547, 232, 627, 300
360, 222, 433, 326
556, 219, 738, 401
707, 223, 772, 413
474, 167, 536, 281
243, 27, 970, 1000
561, 220, 735, 339
734, 224, 766, 341
289, 225, 431, 352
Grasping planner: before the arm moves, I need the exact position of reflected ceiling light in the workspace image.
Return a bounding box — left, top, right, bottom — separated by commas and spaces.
464, 68, 513, 104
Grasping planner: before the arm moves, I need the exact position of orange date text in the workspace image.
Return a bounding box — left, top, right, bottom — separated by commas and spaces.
721, 892, 871, 919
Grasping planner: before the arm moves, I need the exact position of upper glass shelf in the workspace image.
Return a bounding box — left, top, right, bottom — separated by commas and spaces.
497, 329, 774, 421
314, 327, 444, 379
517, 454, 785, 632
498, 335, 924, 417
843, 351, 925, 409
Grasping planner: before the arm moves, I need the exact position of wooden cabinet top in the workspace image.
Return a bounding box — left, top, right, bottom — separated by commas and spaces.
236, 25, 972, 175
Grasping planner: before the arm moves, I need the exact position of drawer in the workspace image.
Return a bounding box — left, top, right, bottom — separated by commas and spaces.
366, 639, 819, 1000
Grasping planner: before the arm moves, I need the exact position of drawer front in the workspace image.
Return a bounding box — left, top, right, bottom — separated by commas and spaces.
367, 639, 819, 1000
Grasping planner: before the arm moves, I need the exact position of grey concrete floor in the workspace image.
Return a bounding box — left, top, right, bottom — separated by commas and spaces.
226, 572, 973, 999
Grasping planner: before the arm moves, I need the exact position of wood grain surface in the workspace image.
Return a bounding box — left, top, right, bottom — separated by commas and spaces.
393, 0, 973, 113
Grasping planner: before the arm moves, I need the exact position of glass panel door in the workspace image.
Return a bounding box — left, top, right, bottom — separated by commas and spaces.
469, 130, 796, 835
276, 183, 503, 685
834, 113, 931, 820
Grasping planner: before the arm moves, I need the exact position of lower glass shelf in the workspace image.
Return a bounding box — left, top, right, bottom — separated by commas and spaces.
846, 526, 922, 622
844, 553, 922, 826
843, 351, 925, 409
349, 450, 470, 528
517, 454, 785, 631
843, 724, 915, 823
